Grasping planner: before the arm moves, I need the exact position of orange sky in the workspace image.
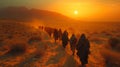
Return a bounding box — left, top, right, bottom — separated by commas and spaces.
46, 2, 120, 21
0, 0, 120, 22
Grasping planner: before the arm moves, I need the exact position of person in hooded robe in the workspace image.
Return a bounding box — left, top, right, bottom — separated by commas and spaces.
53, 29, 59, 42
76, 34, 90, 67
58, 29, 62, 40
62, 30, 69, 48
70, 34, 77, 55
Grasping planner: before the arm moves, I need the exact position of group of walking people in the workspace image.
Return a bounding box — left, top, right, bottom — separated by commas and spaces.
40, 26, 90, 67
53, 29, 90, 67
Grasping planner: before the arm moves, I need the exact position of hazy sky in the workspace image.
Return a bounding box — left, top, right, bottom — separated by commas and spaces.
0, 0, 120, 21
0, 0, 120, 8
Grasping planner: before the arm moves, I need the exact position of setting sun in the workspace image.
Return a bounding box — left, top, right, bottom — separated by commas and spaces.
74, 10, 78, 15
0, 0, 120, 67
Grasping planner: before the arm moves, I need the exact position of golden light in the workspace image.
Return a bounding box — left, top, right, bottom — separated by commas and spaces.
74, 10, 78, 15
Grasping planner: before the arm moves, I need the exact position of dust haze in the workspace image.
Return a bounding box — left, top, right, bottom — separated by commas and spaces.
0, 7, 120, 67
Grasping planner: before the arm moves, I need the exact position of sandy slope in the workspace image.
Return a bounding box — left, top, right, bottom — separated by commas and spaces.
0, 22, 108, 67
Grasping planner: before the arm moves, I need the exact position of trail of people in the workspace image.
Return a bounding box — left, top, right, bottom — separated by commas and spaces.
0, 22, 109, 67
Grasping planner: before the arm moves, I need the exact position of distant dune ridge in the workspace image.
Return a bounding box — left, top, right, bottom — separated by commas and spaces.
0, 7, 76, 24
0, 7, 119, 32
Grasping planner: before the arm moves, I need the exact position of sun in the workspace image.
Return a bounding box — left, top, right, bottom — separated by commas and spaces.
74, 10, 78, 15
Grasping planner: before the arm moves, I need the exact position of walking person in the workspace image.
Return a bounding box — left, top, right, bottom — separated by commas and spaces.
58, 29, 62, 40
70, 34, 77, 55
76, 34, 90, 67
53, 29, 59, 42
62, 30, 69, 48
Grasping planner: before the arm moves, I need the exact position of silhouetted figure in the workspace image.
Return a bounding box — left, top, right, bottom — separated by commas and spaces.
70, 34, 77, 55
62, 30, 69, 48
38, 26, 43, 31
58, 29, 62, 40
44, 27, 54, 37
76, 34, 90, 67
53, 29, 59, 42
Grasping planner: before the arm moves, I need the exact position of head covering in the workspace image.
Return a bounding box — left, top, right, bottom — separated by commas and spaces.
80, 34, 86, 40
